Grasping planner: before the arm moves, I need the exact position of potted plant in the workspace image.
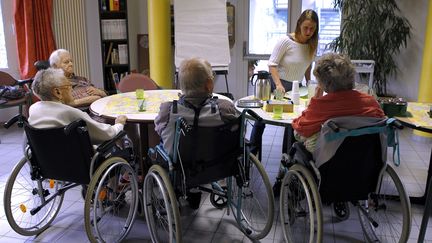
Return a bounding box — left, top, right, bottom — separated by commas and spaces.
329, 0, 411, 97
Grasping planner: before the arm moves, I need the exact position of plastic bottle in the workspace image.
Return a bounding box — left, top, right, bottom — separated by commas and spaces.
292, 80, 300, 105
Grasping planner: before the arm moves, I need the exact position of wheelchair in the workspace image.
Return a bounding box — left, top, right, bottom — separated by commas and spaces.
3, 119, 140, 243
279, 117, 412, 243
144, 109, 274, 242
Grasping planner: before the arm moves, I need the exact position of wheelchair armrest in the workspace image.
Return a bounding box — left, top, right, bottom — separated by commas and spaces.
96, 130, 127, 153
64, 120, 87, 135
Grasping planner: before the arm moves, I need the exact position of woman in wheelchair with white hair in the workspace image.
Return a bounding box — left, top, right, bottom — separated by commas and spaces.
29, 68, 127, 144
292, 52, 385, 152
273, 53, 385, 195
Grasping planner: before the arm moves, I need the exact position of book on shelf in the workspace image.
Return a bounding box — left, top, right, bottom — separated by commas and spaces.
105, 42, 113, 64
101, 19, 127, 40
118, 44, 128, 64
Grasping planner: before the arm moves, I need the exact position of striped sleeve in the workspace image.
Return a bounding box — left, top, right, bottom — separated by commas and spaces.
268, 37, 291, 66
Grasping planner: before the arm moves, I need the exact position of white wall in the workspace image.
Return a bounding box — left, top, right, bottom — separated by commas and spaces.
388, 0, 428, 101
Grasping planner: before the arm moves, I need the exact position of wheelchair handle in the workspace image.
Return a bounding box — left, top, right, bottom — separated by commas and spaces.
64, 119, 87, 135
3, 115, 19, 129
390, 120, 404, 130
327, 120, 340, 132
242, 109, 263, 122
16, 78, 33, 86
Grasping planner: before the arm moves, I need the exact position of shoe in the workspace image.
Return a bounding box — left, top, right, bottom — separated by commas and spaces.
273, 180, 282, 198
186, 190, 202, 210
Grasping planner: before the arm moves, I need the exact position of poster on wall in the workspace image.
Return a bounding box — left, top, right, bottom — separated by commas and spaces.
174, 0, 230, 70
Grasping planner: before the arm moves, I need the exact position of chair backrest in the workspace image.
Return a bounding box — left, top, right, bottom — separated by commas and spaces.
175, 118, 241, 187
0, 71, 18, 86
117, 73, 160, 92
24, 119, 94, 184
318, 132, 383, 203
34, 60, 50, 71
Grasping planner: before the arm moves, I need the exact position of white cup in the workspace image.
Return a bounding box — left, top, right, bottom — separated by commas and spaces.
292, 80, 299, 92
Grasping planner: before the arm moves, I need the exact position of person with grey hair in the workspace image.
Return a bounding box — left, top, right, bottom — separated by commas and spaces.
154, 57, 238, 209
28, 68, 127, 145
292, 53, 385, 151
155, 57, 237, 152
49, 49, 106, 108
272, 53, 385, 197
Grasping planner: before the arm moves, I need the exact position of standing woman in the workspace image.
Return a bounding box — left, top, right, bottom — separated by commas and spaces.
268, 9, 319, 93
268, 9, 319, 195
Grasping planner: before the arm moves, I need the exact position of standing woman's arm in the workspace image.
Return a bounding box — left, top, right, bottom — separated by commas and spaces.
269, 66, 285, 93
304, 64, 312, 83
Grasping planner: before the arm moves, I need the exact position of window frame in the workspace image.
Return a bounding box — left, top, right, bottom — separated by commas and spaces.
0, 1, 19, 77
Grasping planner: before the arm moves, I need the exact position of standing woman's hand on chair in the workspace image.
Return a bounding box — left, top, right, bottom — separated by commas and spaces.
115, 115, 127, 125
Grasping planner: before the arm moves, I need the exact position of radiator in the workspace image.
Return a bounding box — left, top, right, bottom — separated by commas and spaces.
52, 0, 90, 78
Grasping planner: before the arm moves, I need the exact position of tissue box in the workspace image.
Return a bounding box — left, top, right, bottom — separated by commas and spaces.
262, 100, 293, 112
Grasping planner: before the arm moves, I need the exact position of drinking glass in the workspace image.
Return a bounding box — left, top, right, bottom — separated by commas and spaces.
273, 105, 283, 120
135, 89, 144, 99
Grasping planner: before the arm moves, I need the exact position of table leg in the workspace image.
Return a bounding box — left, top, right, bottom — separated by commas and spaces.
137, 123, 161, 175
418, 173, 432, 242
409, 147, 432, 205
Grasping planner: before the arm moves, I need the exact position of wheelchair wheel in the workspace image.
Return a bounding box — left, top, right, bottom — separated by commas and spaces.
358, 165, 411, 243
3, 158, 64, 236
210, 186, 228, 209
229, 153, 274, 240
84, 157, 139, 243
143, 165, 181, 243
280, 163, 323, 243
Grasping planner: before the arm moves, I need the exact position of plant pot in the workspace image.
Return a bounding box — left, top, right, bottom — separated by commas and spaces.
378, 97, 407, 117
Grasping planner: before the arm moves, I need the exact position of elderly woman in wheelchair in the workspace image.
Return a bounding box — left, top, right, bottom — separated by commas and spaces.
277, 53, 411, 242
3, 68, 140, 243
144, 57, 274, 242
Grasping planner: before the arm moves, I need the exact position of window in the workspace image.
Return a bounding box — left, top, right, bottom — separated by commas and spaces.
246, 0, 341, 58
0, 1, 18, 75
247, 0, 289, 58
0, 4, 9, 69
302, 0, 341, 56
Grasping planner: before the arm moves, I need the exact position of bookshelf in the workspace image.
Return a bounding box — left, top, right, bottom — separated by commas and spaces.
98, 0, 130, 94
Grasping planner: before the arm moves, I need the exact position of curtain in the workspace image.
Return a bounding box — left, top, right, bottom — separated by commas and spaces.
14, 0, 56, 79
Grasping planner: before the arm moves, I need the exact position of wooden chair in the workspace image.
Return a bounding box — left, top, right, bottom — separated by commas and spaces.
117, 73, 160, 92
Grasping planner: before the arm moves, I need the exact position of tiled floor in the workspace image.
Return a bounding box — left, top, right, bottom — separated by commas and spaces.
0, 124, 431, 242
